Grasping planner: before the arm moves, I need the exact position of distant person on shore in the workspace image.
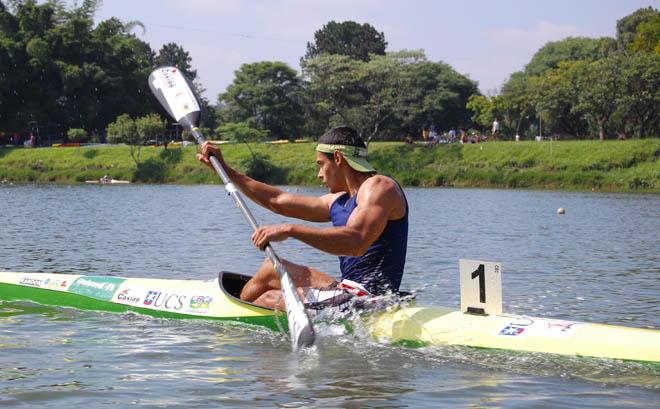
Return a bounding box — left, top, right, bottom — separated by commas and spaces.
491, 119, 500, 140
404, 134, 413, 144
429, 124, 438, 143
448, 128, 456, 142
460, 129, 468, 144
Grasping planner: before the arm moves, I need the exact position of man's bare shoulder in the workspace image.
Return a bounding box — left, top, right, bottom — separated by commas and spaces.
358, 176, 406, 218
360, 175, 400, 195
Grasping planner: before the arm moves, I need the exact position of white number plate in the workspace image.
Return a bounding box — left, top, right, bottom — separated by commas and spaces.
459, 259, 502, 315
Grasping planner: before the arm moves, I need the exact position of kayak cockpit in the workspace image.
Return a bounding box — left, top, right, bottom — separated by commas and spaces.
217, 271, 278, 311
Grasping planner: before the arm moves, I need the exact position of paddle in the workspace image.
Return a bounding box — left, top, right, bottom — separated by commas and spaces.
148, 66, 315, 350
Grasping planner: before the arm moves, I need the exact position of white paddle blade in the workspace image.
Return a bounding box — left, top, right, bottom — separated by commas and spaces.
148, 66, 200, 127
279, 273, 315, 349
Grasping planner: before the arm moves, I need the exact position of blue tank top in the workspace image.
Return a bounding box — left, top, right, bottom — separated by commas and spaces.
329, 182, 408, 294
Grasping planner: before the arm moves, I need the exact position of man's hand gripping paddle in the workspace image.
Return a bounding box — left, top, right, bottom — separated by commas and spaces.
148, 66, 315, 350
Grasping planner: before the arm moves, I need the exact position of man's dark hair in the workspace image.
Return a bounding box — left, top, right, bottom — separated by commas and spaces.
318, 126, 366, 148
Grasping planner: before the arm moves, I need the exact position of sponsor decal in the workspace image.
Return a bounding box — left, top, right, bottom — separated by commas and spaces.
546, 322, 575, 332
43, 279, 68, 290
68, 276, 126, 301
497, 318, 578, 339
189, 296, 212, 310
116, 288, 141, 304
530, 319, 578, 339
19, 277, 43, 287
499, 325, 526, 336
143, 290, 186, 311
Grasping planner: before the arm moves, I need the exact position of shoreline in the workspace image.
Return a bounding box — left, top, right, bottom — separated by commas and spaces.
1, 139, 658, 193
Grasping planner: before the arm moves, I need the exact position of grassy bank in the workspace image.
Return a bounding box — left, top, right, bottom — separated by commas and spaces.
0, 139, 658, 191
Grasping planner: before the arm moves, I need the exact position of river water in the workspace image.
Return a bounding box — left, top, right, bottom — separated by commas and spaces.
0, 184, 658, 408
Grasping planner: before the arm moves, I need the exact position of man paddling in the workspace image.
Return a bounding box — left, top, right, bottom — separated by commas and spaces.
197, 126, 408, 310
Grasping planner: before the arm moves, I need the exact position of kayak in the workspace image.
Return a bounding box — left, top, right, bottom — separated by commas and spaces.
0, 271, 658, 363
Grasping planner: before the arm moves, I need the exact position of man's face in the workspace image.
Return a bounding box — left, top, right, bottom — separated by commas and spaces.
316, 151, 341, 193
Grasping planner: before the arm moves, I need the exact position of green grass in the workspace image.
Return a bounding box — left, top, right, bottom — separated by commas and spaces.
0, 139, 658, 192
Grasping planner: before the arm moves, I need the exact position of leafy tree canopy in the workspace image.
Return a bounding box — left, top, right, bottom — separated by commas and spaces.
629, 14, 660, 54
524, 36, 615, 76
302, 20, 387, 65
616, 6, 659, 52
219, 61, 304, 139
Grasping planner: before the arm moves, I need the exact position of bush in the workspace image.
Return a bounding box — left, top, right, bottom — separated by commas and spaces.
240, 152, 287, 183
67, 128, 87, 143
106, 114, 136, 144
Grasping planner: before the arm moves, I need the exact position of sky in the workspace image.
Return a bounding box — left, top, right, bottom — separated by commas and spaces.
82, 0, 657, 101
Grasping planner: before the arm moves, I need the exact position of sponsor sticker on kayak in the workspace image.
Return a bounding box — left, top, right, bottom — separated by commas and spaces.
43, 278, 70, 290
496, 318, 578, 339
143, 290, 186, 311
19, 277, 44, 287
140, 290, 214, 315
190, 296, 212, 310
69, 276, 126, 301
528, 319, 578, 339
115, 288, 142, 304
499, 325, 526, 336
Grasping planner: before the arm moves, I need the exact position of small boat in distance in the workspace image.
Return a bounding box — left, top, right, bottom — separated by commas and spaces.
85, 175, 131, 184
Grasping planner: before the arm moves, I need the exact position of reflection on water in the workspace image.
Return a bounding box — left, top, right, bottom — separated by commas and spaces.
1, 185, 659, 407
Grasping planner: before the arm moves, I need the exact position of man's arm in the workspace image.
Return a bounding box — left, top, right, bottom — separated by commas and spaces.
197, 142, 334, 222
251, 176, 404, 256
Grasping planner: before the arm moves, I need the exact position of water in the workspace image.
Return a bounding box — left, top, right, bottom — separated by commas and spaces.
1, 185, 658, 408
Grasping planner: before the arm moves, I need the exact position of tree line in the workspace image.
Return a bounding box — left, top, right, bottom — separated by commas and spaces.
1, 1, 658, 146
468, 7, 660, 141
0, 0, 212, 144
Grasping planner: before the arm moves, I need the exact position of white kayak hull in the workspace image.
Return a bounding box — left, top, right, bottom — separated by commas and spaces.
0, 271, 658, 363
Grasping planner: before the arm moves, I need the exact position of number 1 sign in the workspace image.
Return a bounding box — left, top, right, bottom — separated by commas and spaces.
459, 260, 503, 316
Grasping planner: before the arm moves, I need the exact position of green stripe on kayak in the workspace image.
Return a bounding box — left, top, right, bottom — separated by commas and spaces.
0, 282, 284, 331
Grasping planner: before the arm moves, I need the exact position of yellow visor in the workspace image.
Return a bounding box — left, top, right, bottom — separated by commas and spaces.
315, 143, 376, 173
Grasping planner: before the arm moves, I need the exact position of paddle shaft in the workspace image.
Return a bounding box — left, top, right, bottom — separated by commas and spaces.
189, 127, 282, 268
147, 66, 314, 349
184, 124, 314, 349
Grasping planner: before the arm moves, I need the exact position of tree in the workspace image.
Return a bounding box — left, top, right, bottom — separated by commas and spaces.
219, 61, 304, 139
616, 7, 659, 52
534, 61, 590, 138
0, 1, 158, 136
629, 15, 660, 54
616, 52, 660, 138
302, 53, 358, 136
135, 113, 165, 145
304, 50, 478, 142
573, 56, 623, 141
400, 59, 479, 134
348, 51, 422, 142
106, 113, 143, 164
66, 128, 87, 142
215, 121, 267, 156
302, 20, 387, 66
498, 72, 538, 137
154, 42, 197, 80
466, 95, 495, 131
524, 37, 614, 76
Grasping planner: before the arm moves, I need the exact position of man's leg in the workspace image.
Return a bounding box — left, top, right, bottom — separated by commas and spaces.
240, 257, 335, 305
